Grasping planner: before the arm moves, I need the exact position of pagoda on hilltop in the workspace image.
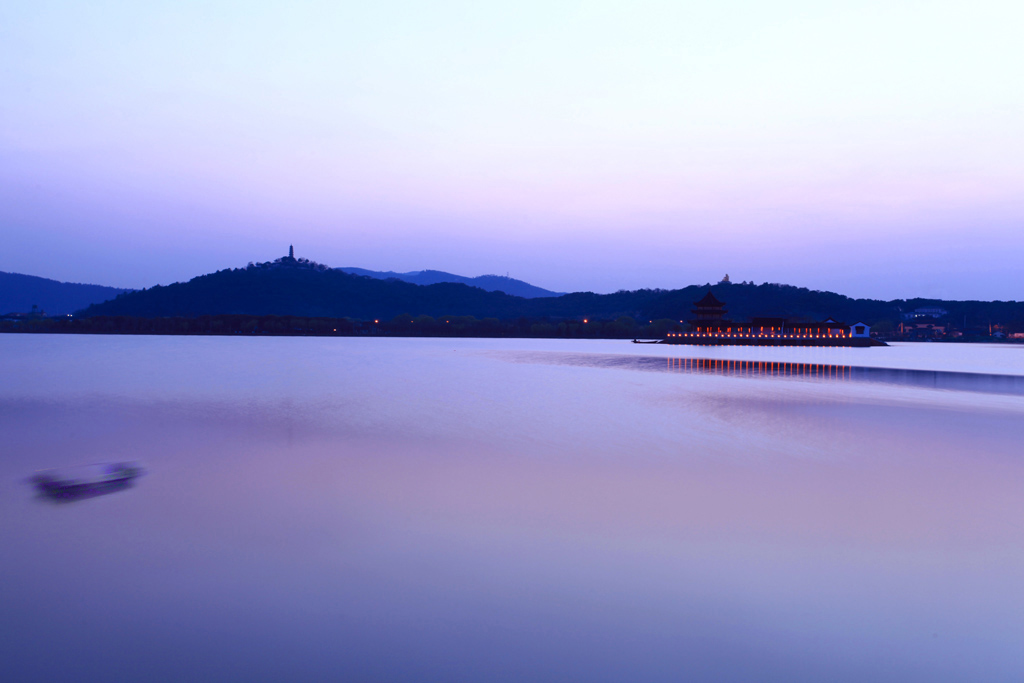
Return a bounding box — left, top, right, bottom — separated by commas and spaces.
245, 245, 331, 272
688, 291, 730, 333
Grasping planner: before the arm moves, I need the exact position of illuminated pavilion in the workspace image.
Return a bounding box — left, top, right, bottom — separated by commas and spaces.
688, 290, 730, 331
666, 291, 875, 345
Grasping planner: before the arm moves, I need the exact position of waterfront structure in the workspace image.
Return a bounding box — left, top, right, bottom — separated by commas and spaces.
899, 321, 948, 339
665, 291, 883, 346
850, 322, 870, 338
689, 291, 730, 330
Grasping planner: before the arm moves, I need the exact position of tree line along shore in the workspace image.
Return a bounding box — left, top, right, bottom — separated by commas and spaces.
2, 313, 1021, 342
0, 314, 674, 339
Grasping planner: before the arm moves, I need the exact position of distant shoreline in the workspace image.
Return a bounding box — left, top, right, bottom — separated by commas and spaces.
0, 314, 1017, 344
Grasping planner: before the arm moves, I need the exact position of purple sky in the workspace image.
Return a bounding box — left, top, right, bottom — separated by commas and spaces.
2, 1, 1022, 300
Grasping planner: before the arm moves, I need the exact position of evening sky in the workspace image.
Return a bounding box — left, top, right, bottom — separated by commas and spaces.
2, 1, 1021, 299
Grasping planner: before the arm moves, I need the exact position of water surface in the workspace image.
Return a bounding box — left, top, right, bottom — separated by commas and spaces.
2, 337, 1023, 682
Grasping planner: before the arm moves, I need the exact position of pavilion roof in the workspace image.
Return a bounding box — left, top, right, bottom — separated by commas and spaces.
693, 291, 725, 308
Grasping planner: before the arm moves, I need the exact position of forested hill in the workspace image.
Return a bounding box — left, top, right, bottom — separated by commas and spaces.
78, 263, 672, 319
1, 271, 132, 315
82, 264, 530, 320
78, 262, 1024, 329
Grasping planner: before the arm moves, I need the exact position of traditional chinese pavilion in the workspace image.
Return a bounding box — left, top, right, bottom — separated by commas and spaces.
689, 291, 729, 330
664, 291, 884, 347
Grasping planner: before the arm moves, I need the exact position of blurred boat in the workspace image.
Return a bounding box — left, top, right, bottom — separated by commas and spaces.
30, 462, 144, 501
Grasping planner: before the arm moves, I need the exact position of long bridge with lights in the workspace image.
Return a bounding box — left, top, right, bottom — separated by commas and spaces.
658, 291, 886, 347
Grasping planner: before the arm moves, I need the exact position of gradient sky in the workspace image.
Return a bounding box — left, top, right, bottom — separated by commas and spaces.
2, 0, 1022, 299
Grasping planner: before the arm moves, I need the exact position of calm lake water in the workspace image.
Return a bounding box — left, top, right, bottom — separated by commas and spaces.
2, 336, 1024, 682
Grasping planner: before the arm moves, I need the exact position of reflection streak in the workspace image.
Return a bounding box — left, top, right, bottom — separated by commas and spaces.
662, 356, 1024, 394
517, 353, 1024, 396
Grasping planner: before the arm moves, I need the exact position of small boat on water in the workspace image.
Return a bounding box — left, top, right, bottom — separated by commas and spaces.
30, 462, 144, 501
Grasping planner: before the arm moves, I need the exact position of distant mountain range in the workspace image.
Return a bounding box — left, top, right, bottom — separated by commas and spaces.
81, 258, 563, 320
336, 267, 563, 298
0, 261, 560, 316
5, 254, 1022, 330
0, 271, 133, 316
72, 254, 1024, 328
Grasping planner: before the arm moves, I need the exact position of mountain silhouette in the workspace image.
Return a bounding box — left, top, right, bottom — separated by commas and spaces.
0, 271, 132, 315
336, 267, 563, 298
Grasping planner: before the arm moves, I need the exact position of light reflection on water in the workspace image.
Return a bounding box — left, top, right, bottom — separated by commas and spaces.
1, 336, 1024, 682
509, 352, 1024, 395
